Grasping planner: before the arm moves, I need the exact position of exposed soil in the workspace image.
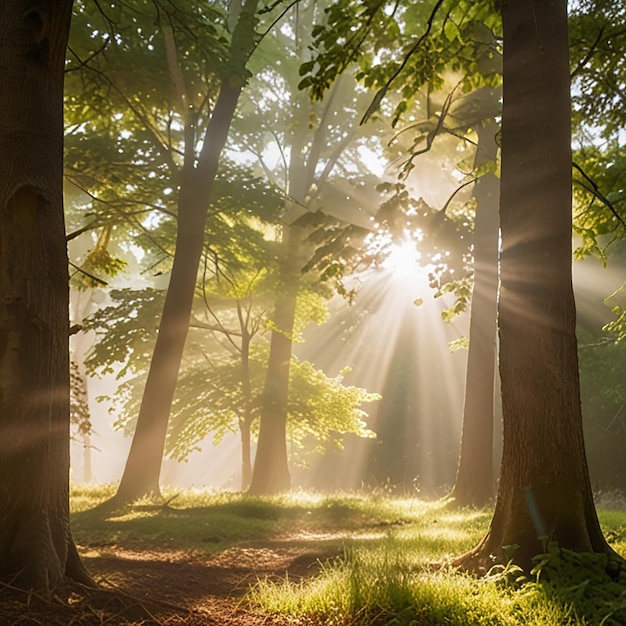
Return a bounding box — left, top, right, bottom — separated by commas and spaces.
0, 540, 336, 625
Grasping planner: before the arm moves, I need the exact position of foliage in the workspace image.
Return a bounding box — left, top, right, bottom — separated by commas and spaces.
603, 302, 626, 341
70, 360, 92, 439
569, 0, 626, 140
248, 500, 626, 625
105, 345, 378, 466
286, 362, 378, 459
579, 327, 626, 491
572, 144, 626, 262
302, 0, 501, 121
84, 288, 166, 379
524, 543, 626, 626
569, 1, 626, 260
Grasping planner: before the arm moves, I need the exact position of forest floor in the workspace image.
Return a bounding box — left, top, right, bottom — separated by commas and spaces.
4, 489, 625, 625
1, 537, 333, 625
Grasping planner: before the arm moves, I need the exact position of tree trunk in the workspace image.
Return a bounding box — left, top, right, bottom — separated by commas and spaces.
83, 431, 94, 483
0, 0, 93, 591
111, 0, 262, 504
113, 83, 242, 503
239, 323, 254, 490
450, 119, 500, 508
247, 52, 313, 495
240, 417, 253, 490
455, 0, 611, 573
248, 226, 302, 494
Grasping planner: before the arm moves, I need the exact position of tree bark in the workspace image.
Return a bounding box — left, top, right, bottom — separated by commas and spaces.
0, 0, 93, 591
450, 119, 500, 508
455, 0, 612, 573
113, 82, 242, 503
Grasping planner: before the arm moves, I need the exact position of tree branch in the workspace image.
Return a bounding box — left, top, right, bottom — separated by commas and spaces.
570, 25, 605, 80
361, 0, 447, 125
573, 161, 626, 230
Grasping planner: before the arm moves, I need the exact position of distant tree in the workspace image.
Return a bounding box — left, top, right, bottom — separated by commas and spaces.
447, 27, 502, 508
245, 3, 388, 495
0, 0, 92, 589
449, 114, 499, 508
455, 0, 615, 572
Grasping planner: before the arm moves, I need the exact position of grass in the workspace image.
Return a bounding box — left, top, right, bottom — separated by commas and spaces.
70, 485, 626, 625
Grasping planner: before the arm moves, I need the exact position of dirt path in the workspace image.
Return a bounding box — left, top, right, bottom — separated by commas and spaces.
1, 541, 335, 625
85, 541, 331, 624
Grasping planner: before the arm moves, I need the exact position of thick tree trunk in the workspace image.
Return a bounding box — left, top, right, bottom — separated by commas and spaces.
0, 1, 93, 591
113, 83, 242, 503
450, 119, 500, 508
455, 0, 611, 573
248, 226, 302, 494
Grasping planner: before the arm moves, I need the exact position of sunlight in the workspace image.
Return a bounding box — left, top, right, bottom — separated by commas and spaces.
382, 238, 424, 281
294, 251, 468, 494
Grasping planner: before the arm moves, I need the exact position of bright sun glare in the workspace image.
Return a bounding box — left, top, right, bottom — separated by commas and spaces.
382, 239, 423, 280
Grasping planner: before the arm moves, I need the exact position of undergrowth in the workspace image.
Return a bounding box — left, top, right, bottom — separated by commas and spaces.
68, 485, 626, 625
249, 539, 626, 625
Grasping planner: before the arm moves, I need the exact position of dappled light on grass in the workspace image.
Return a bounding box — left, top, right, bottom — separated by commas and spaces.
70, 486, 478, 559
67, 486, 626, 624
248, 545, 573, 626
249, 534, 626, 626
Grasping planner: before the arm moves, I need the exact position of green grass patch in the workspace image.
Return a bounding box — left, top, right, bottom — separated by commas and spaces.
245, 502, 626, 625
70, 485, 626, 625
70, 485, 452, 556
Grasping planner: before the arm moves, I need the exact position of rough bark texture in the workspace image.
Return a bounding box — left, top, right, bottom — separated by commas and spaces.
0, 0, 92, 591
113, 83, 242, 503
455, 0, 611, 573
450, 119, 500, 508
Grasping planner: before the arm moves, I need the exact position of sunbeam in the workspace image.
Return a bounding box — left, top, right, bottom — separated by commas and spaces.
294, 242, 468, 495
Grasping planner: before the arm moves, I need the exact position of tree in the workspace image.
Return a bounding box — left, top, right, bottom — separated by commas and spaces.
299, 1, 509, 498
108, 0, 261, 503
446, 56, 502, 506
455, 0, 615, 572
0, 1, 92, 590
242, 3, 389, 495
449, 115, 499, 508
246, 92, 383, 493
